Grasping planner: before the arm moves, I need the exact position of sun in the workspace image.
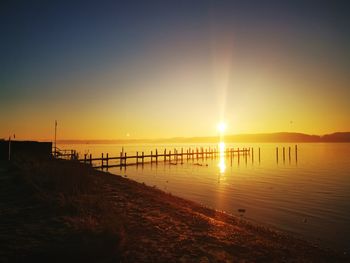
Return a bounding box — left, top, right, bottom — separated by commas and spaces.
217, 122, 227, 133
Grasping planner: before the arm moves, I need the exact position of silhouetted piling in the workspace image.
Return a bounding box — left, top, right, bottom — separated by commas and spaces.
119, 152, 122, 167
288, 147, 291, 162
276, 147, 279, 163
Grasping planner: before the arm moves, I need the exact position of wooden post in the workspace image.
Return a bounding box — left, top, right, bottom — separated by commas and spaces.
252, 148, 254, 163
288, 147, 291, 162
101, 153, 104, 168
84, 154, 87, 164
124, 152, 127, 167
136, 152, 139, 165
196, 148, 198, 159
169, 150, 171, 163
120, 152, 122, 167
276, 147, 279, 163
283, 147, 285, 162
90, 154, 92, 166
106, 153, 109, 168
258, 147, 261, 163
164, 149, 167, 162
295, 145, 298, 163
181, 148, 183, 163
156, 149, 158, 164
142, 151, 144, 165
151, 151, 153, 164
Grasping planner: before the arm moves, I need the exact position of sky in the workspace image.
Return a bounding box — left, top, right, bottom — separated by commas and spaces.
1, 0, 350, 140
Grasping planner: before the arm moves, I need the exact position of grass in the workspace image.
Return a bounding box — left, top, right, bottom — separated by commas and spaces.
1, 158, 124, 262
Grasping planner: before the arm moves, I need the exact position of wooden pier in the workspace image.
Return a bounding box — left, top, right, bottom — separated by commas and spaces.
78, 147, 252, 169
54, 144, 298, 169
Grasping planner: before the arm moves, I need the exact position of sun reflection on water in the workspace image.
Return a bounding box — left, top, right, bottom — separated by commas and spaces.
218, 142, 226, 174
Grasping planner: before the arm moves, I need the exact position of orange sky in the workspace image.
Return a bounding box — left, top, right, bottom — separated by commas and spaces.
1, 2, 349, 141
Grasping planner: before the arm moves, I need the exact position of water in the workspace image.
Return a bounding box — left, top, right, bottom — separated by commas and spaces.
58, 142, 350, 252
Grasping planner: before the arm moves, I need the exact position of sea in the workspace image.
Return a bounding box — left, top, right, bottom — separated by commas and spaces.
57, 142, 350, 253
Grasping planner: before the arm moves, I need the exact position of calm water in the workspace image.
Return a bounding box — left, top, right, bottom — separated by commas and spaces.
59, 142, 350, 252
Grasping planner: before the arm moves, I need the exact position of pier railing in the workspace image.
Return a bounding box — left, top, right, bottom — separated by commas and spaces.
53, 147, 78, 160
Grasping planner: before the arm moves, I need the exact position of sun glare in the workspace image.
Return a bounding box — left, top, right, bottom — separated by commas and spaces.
217, 122, 226, 133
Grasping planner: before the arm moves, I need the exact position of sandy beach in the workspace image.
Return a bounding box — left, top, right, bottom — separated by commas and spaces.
0, 159, 347, 262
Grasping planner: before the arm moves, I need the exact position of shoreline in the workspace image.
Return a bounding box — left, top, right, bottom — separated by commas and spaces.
0, 159, 348, 262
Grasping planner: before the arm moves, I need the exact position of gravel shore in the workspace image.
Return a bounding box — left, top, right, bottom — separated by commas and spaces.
0, 159, 347, 262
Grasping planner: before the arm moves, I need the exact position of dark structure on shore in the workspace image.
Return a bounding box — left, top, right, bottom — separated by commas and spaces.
0, 140, 52, 160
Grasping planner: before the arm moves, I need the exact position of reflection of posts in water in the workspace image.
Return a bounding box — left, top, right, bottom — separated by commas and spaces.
238, 148, 240, 165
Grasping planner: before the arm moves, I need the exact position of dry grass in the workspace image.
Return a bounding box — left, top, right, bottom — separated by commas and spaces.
1, 158, 124, 262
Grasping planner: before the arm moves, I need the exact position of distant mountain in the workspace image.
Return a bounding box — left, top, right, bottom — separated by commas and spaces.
321, 132, 350, 142
225, 132, 321, 143
57, 132, 350, 144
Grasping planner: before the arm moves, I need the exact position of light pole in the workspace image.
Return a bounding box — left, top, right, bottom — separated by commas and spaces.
8, 133, 15, 161
54, 120, 57, 158
8, 135, 11, 161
